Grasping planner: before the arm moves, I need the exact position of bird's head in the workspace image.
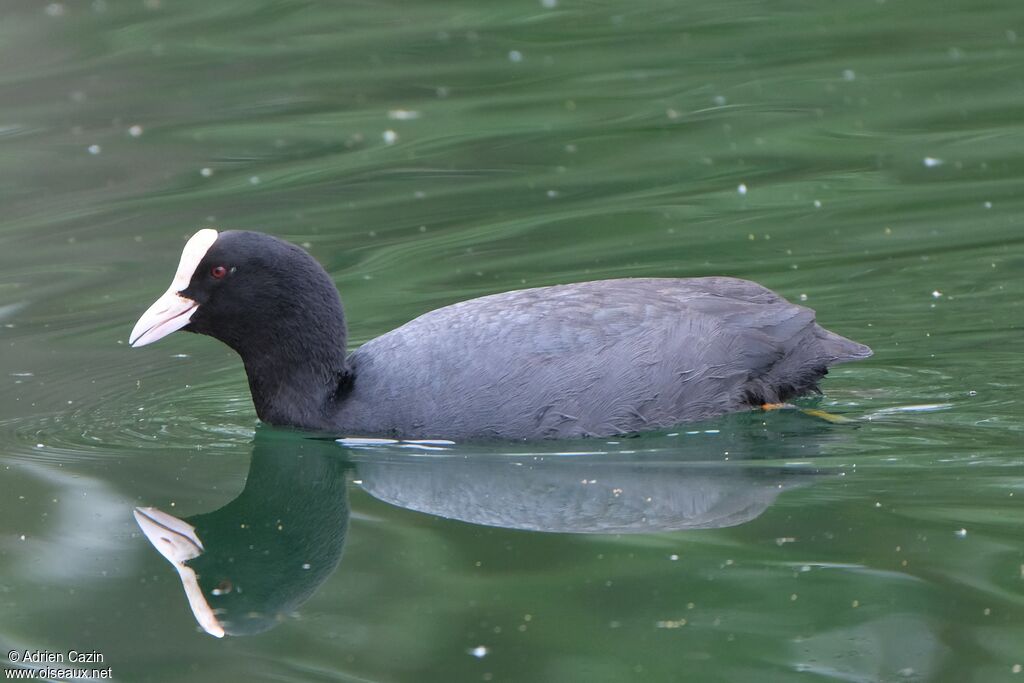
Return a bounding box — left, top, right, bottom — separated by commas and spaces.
130, 229, 345, 356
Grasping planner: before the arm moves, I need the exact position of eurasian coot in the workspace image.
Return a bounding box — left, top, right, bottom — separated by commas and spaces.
129, 229, 871, 439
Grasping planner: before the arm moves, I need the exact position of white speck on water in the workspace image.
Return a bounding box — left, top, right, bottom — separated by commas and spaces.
669, 554, 679, 561
813, 199, 822, 208
200, 167, 213, 177
875, 502, 882, 508
983, 201, 992, 209
1011, 663, 1021, 674
337, 437, 399, 446
655, 618, 687, 629
508, 50, 523, 63
868, 405, 954, 417
399, 443, 451, 451
541, 0, 557, 8
46, 3, 65, 17
387, 109, 420, 120
546, 190, 559, 198
872, 403, 954, 416
20, 534, 26, 541
87, 144, 101, 155
249, 175, 261, 185
932, 290, 942, 298
704, 429, 719, 434
737, 183, 748, 196
469, 646, 489, 659
128, 124, 143, 137
302, 562, 311, 569
799, 293, 808, 301
955, 528, 967, 538
842, 69, 856, 81
712, 94, 727, 106
382, 129, 398, 145
35, 443, 44, 449
923, 157, 943, 167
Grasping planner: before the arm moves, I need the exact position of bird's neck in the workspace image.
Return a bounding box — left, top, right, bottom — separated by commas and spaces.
235, 316, 351, 431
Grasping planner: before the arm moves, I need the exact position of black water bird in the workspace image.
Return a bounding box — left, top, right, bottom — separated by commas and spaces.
129, 229, 871, 439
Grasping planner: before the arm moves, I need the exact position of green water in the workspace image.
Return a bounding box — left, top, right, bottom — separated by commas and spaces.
1, 0, 1022, 680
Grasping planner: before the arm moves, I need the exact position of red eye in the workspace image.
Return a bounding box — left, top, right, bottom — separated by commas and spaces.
210, 265, 228, 279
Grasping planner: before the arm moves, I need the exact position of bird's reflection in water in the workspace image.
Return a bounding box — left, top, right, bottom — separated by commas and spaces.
134, 413, 839, 637
134, 433, 349, 636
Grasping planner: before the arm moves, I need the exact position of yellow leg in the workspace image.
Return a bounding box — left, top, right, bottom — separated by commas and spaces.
798, 408, 857, 424
760, 402, 857, 424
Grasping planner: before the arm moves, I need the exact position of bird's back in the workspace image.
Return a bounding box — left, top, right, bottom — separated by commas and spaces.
337, 277, 870, 440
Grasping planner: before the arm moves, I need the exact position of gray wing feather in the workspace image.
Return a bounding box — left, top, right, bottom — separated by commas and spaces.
339, 277, 869, 439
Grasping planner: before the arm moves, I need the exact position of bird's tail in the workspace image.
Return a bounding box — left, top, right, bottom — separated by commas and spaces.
814, 326, 872, 364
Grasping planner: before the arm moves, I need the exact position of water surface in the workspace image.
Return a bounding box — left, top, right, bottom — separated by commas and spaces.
1, 1, 1022, 681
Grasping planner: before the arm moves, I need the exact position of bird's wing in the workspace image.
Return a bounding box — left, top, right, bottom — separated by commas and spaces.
348, 278, 824, 438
